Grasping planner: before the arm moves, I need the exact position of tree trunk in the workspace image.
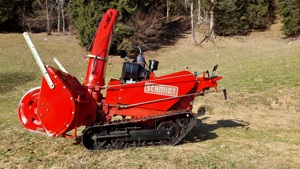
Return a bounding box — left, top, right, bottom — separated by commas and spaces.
46, 0, 51, 35
167, 0, 170, 21
57, 0, 61, 32
210, 11, 214, 38
209, 0, 217, 39
204, 10, 208, 23
197, 0, 202, 24
62, 0, 65, 32
191, 2, 197, 45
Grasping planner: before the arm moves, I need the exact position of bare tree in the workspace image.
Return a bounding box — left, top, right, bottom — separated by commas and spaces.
167, 0, 170, 21
197, 0, 203, 25
190, 2, 197, 45
197, 0, 219, 48
19, 2, 31, 32
126, 5, 166, 50
208, 0, 217, 39
185, 0, 188, 11
61, 0, 65, 32
57, 0, 61, 32
46, 0, 51, 35
57, 0, 66, 32
44, 0, 57, 35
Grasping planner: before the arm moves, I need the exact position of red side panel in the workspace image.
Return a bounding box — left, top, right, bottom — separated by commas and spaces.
36, 66, 96, 136
105, 70, 196, 111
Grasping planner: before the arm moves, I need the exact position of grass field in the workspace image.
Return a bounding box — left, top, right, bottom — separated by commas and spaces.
1, 21, 300, 169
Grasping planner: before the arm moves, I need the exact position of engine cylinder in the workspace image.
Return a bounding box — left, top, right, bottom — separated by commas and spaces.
121, 62, 139, 82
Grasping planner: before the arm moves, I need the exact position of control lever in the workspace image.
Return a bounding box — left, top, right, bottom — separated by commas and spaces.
223, 89, 227, 100
212, 64, 218, 77
206, 70, 210, 78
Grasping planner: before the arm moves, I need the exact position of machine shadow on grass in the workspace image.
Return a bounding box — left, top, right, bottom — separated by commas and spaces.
0, 72, 36, 94
182, 117, 250, 144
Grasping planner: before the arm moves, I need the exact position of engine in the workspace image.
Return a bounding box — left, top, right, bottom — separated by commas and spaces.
120, 46, 159, 83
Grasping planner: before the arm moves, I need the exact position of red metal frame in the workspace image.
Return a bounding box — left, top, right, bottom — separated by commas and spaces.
18, 9, 222, 139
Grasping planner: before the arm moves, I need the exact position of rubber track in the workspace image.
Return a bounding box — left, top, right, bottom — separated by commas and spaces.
82, 110, 196, 150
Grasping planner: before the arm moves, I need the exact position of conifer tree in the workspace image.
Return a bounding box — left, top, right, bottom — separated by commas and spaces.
214, 0, 275, 36
280, 0, 300, 37
68, 0, 108, 47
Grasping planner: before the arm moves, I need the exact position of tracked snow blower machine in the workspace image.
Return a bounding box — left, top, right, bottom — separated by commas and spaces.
18, 9, 225, 150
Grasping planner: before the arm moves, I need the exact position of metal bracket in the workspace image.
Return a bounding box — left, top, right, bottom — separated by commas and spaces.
86, 54, 106, 61
23, 32, 55, 89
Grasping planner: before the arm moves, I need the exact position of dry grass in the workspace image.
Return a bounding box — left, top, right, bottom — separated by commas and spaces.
1, 21, 300, 169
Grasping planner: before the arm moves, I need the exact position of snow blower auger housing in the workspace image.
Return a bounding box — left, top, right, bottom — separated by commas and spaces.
18, 9, 224, 150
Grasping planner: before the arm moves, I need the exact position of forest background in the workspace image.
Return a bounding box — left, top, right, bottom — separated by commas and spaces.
0, 0, 299, 52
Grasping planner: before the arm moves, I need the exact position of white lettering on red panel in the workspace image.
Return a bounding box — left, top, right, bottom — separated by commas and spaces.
144, 83, 178, 97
